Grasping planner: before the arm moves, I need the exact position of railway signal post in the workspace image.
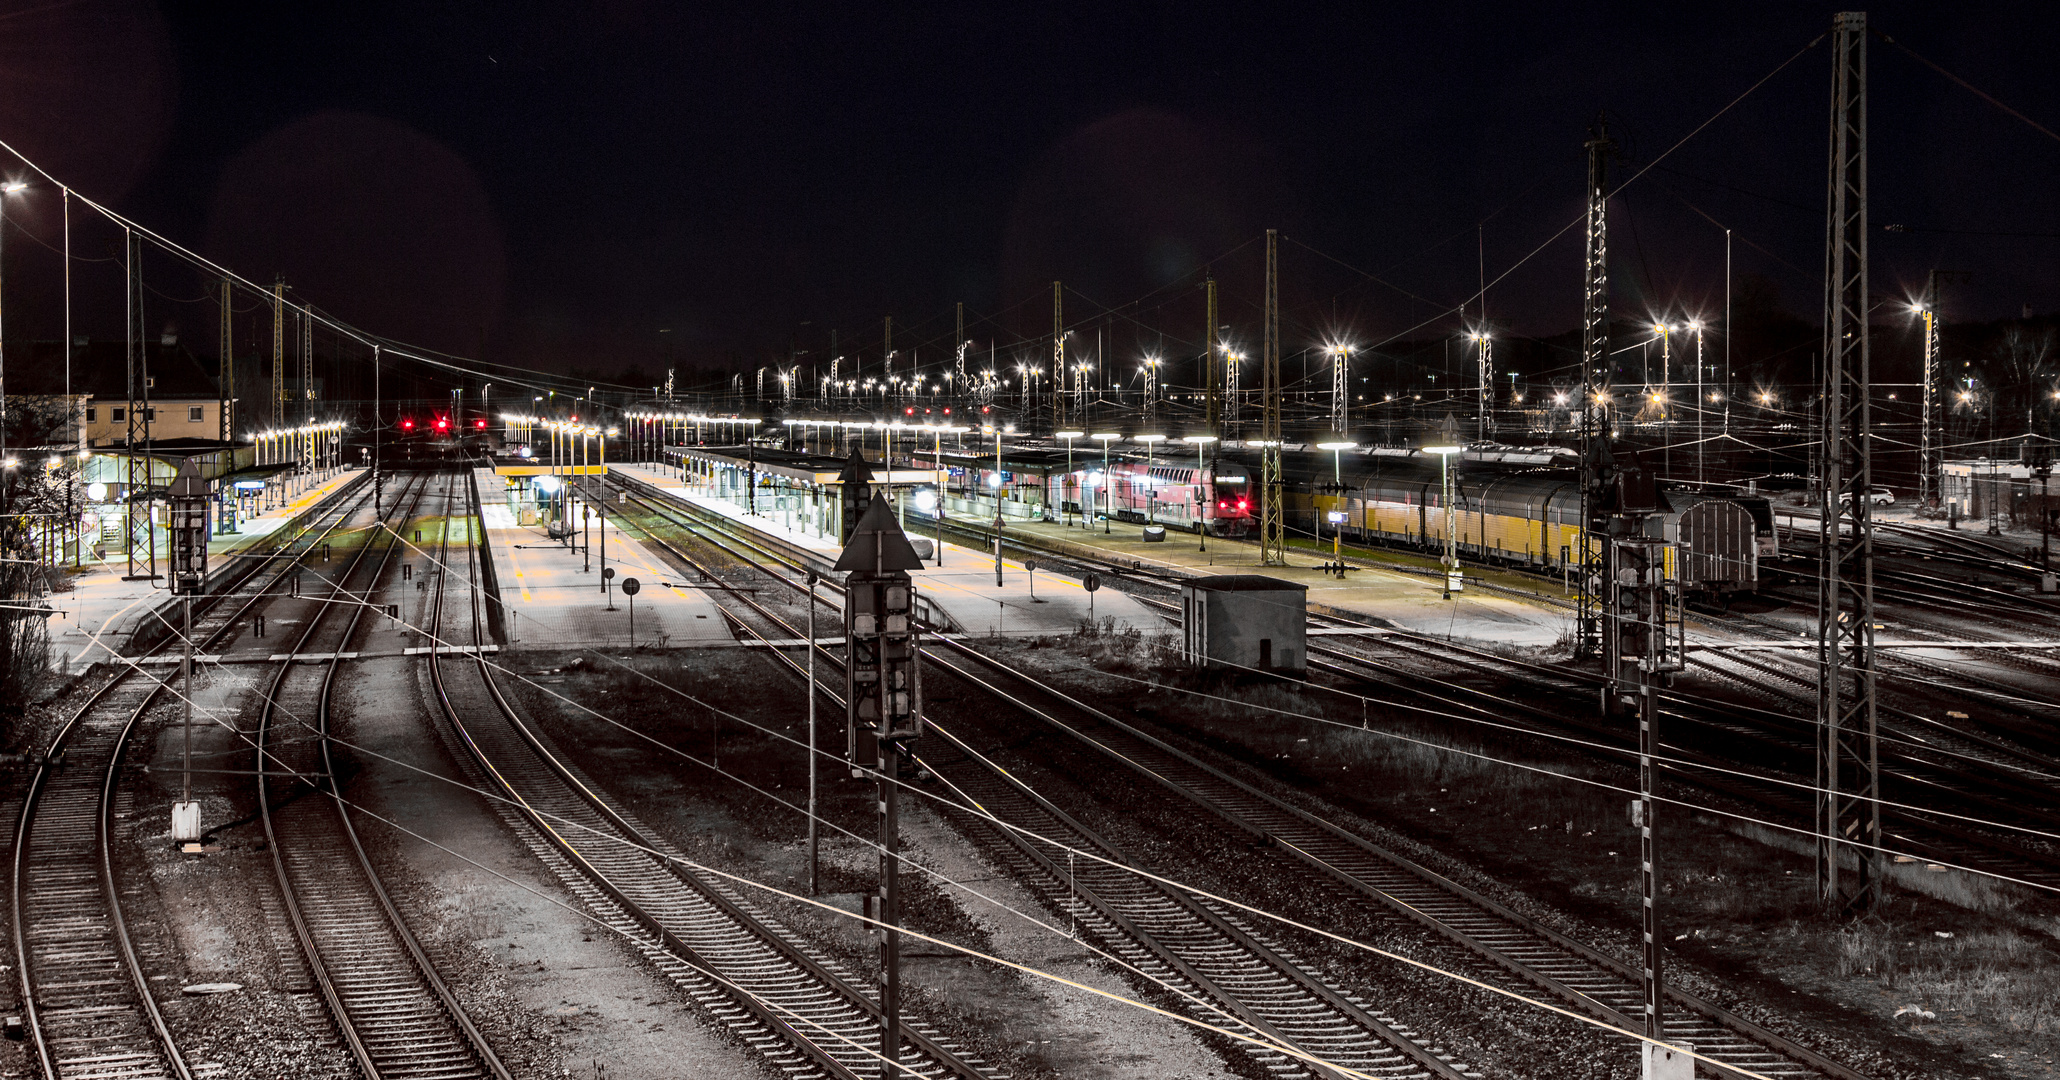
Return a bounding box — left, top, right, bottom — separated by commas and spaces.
168, 461, 210, 845
1609, 530, 1685, 1077
836, 499, 926, 1080
1589, 456, 1686, 1076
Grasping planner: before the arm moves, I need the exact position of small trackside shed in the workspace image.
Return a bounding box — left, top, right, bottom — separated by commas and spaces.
1180, 575, 1308, 675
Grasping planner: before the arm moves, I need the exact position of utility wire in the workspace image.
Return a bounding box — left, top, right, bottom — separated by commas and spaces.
1876, 29, 2060, 147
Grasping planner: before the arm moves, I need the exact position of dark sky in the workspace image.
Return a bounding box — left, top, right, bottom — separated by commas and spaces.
2, 1, 2056, 388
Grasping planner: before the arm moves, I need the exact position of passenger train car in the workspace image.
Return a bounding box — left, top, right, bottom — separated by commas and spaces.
1096, 457, 1256, 536
1093, 444, 1773, 595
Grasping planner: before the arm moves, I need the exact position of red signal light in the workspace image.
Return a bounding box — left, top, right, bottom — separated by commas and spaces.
981, 406, 990, 413
401, 419, 414, 430
475, 419, 488, 429
905, 407, 914, 415
942, 407, 950, 414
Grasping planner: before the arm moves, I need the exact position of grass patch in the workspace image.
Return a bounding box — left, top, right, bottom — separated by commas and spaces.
1837, 925, 2060, 1035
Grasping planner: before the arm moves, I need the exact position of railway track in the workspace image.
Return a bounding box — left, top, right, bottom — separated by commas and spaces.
617, 499, 1479, 1080
1287, 623, 2060, 893
9, 471, 371, 1080
690, 468, 2060, 891
255, 471, 512, 1080
429, 467, 996, 1080
601, 473, 1874, 1080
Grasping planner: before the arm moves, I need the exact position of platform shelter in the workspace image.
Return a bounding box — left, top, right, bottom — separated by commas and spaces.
658, 445, 937, 543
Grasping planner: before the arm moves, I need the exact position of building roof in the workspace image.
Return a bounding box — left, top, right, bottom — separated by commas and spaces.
12, 338, 223, 400
1184, 574, 1307, 593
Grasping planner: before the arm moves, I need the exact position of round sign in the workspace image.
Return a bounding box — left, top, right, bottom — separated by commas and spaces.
1082, 573, 1100, 593
621, 577, 641, 596
1024, 559, 1038, 572
603, 567, 617, 580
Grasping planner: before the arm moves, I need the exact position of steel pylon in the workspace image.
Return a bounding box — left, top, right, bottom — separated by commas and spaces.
1575, 119, 1613, 660
1260, 229, 1285, 566
1817, 9, 1881, 919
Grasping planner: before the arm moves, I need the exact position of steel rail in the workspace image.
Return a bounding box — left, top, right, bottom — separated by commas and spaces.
9, 470, 373, 1080
610, 474, 1876, 1080
925, 638, 1867, 1080
634, 474, 2060, 894
1296, 642, 2060, 894
433, 466, 993, 1080
613, 507, 1472, 1080
255, 471, 512, 1080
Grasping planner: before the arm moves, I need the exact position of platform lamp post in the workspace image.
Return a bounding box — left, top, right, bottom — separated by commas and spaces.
986, 423, 1004, 587
931, 424, 954, 567
581, 425, 595, 572
1057, 430, 1084, 527
1093, 432, 1120, 533
598, 426, 615, 596
1136, 433, 1165, 524
1316, 436, 1356, 575
0, 180, 27, 514
1425, 442, 1464, 598
1183, 434, 1217, 551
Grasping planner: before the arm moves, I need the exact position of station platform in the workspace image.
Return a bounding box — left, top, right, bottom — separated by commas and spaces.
50, 468, 367, 669
471, 469, 732, 650
922, 509, 1574, 647
612, 464, 1156, 638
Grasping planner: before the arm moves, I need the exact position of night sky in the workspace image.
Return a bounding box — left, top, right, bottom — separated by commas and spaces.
2, 1, 2056, 389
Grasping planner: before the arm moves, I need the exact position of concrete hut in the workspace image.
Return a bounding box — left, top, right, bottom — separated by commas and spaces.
1179, 575, 1307, 675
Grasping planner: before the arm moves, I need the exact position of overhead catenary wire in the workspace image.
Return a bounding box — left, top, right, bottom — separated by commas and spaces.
96, 496, 1296, 1063
117, 495, 1798, 1079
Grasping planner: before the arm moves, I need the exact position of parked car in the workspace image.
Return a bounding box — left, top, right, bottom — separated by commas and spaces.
1836, 488, 1895, 506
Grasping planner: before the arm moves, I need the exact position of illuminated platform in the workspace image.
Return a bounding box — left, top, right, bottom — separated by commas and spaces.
612, 463, 1155, 638
473, 468, 732, 649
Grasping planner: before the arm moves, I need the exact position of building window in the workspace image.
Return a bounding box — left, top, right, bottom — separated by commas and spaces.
85, 407, 97, 422
188, 406, 205, 422
145, 377, 156, 389
145, 408, 156, 422
111, 407, 125, 422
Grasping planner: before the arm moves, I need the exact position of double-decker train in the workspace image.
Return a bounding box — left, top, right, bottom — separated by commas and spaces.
1088, 444, 1774, 595
1092, 456, 1257, 536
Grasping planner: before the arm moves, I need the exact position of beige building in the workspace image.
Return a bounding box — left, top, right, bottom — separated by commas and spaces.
13, 336, 236, 449
81, 396, 230, 448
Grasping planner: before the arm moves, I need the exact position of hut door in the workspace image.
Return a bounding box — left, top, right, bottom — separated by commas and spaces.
1259, 639, 1273, 670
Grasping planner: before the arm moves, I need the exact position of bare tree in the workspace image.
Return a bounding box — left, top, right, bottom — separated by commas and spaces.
1987, 326, 2057, 437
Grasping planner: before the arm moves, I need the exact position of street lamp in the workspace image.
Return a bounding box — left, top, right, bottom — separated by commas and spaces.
1317, 437, 1356, 574
0, 180, 27, 498
1424, 443, 1464, 598
1183, 434, 1217, 550
599, 426, 615, 596
1684, 319, 1706, 483
1092, 432, 1121, 533
1056, 430, 1084, 527
986, 423, 1005, 586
